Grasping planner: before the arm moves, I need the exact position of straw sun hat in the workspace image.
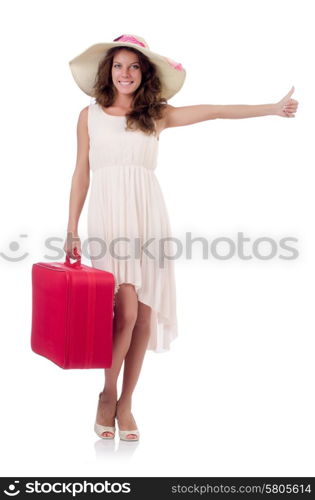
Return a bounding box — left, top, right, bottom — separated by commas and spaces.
69, 33, 186, 100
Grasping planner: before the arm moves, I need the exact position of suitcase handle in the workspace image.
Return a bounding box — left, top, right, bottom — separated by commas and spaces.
64, 247, 81, 268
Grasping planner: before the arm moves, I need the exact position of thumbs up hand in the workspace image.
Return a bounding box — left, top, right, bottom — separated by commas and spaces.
275, 86, 299, 117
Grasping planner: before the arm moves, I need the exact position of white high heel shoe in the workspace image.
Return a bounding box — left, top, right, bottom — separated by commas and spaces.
118, 428, 140, 441
94, 392, 116, 439
115, 401, 140, 441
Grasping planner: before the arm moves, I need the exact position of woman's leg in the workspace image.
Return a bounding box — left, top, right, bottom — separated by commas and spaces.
116, 300, 152, 438
96, 284, 138, 437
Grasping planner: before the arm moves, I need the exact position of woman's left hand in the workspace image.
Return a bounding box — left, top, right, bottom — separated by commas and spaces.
274, 86, 299, 117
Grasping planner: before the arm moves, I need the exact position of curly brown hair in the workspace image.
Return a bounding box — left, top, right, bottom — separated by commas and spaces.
92, 46, 168, 138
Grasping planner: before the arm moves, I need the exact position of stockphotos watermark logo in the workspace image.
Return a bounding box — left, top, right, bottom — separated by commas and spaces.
3, 480, 131, 496
0, 231, 299, 268
3, 480, 20, 496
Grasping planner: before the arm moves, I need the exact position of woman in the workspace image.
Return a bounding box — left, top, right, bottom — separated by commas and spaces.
64, 34, 298, 442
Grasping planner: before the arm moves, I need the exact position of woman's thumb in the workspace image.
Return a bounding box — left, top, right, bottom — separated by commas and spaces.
286, 85, 295, 99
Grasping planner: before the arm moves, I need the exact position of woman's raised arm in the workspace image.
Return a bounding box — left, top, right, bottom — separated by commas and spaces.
164, 86, 298, 128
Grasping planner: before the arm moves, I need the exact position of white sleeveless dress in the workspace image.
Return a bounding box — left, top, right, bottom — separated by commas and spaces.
87, 99, 178, 353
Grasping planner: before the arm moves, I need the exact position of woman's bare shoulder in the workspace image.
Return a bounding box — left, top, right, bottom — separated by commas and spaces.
80, 105, 89, 117
76, 106, 89, 128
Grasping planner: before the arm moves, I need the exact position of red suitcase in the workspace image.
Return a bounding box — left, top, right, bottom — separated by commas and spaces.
31, 253, 115, 369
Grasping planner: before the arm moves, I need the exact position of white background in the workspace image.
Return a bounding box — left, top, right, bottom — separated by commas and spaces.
0, 0, 314, 478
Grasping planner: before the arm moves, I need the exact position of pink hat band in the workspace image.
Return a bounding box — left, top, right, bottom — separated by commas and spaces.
113, 34, 147, 48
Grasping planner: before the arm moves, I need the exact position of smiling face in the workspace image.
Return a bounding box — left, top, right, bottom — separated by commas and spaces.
111, 49, 142, 95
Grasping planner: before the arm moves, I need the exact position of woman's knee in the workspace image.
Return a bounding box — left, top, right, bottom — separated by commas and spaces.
114, 284, 138, 330
116, 308, 138, 330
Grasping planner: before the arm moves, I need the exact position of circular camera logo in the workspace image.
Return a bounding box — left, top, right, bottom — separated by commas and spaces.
3, 481, 20, 496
